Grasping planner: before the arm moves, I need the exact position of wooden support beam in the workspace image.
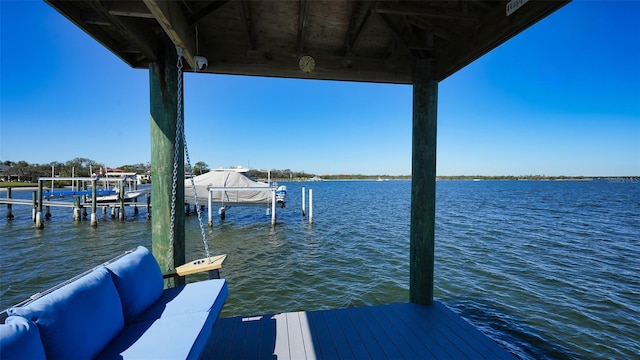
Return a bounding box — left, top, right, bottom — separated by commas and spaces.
296, 0, 312, 55
216, 50, 413, 83
84, 3, 157, 62
188, 0, 230, 26
104, 2, 154, 18
344, 1, 377, 58
410, 58, 437, 305
377, 12, 407, 49
238, 1, 256, 51
144, 0, 197, 70
376, 4, 480, 22
149, 37, 185, 287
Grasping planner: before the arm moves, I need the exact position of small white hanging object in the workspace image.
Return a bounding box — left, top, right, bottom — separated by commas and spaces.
175, 254, 227, 276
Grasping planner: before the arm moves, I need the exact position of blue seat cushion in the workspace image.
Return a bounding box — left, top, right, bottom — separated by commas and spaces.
98, 312, 213, 359
0, 316, 47, 360
98, 279, 228, 359
7, 266, 124, 360
106, 246, 164, 323
134, 279, 228, 322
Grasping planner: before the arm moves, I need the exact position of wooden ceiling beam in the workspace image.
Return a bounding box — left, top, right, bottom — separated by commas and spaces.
188, 0, 230, 26
238, 1, 256, 51
144, 0, 197, 69
85, 2, 157, 63
296, 0, 312, 55
376, 4, 480, 23
213, 50, 412, 84
344, 1, 378, 58
103, 2, 154, 19
376, 12, 412, 53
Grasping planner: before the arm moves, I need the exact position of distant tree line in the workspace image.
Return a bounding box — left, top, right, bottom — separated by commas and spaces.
436, 175, 597, 180
319, 174, 411, 180
191, 162, 408, 181
1, 158, 150, 183
247, 168, 315, 181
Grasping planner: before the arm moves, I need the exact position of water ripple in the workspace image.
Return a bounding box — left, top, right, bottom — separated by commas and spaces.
1, 180, 638, 358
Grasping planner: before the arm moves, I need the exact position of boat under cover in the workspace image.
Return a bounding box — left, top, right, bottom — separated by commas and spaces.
185, 168, 280, 206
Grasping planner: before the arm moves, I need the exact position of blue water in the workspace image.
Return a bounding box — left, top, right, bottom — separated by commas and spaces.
1, 180, 638, 359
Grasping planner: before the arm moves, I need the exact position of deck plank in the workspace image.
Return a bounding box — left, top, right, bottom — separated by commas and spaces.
304, 308, 339, 359
342, 305, 407, 359
330, 307, 373, 359
382, 303, 454, 359
205, 302, 516, 360
206, 312, 237, 359
430, 302, 514, 359
286, 312, 314, 359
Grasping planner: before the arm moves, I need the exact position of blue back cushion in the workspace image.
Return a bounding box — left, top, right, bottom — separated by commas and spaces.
0, 316, 47, 360
106, 246, 164, 322
7, 266, 124, 360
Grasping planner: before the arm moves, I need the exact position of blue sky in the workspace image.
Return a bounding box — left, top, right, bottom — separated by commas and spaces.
1, 1, 638, 176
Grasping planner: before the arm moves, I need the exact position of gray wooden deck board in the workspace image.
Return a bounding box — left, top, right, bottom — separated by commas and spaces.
203, 302, 515, 360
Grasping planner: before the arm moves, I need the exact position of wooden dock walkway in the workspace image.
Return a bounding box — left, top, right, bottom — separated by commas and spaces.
203, 302, 515, 359
0, 198, 76, 208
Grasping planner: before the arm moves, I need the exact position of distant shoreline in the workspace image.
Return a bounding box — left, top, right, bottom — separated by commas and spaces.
2, 175, 638, 188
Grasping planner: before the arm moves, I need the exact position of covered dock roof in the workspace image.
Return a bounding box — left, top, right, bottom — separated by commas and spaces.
45, 0, 568, 83
45, 0, 569, 308
42, 1, 571, 356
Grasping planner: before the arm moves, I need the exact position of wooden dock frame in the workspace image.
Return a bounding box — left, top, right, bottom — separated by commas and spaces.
149, 37, 185, 287
33, 2, 575, 357
145, 37, 441, 312
411, 58, 438, 306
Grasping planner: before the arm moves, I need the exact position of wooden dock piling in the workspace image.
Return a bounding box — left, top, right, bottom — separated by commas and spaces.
118, 181, 125, 221
410, 58, 438, 306
309, 189, 313, 224
73, 197, 81, 221
301, 186, 306, 217
31, 191, 36, 222
35, 181, 44, 229
271, 190, 276, 225
6, 188, 14, 220
207, 191, 213, 227
150, 39, 185, 286
146, 193, 151, 219
91, 179, 98, 227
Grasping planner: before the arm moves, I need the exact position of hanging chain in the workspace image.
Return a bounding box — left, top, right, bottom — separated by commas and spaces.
170, 47, 212, 274
184, 131, 212, 261
168, 47, 185, 274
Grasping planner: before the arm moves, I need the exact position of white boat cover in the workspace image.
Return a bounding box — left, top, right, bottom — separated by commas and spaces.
184, 169, 273, 206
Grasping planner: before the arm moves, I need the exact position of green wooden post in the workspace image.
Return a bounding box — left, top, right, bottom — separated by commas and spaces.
410, 58, 438, 305
150, 37, 185, 286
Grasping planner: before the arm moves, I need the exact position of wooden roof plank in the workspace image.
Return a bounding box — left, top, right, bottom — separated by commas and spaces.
296, 0, 312, 55
143, 0, 197, 69
344, 1, 378, 58
188, 0, 230, 26
45, 0, 570, 84
238, 1, 256, 51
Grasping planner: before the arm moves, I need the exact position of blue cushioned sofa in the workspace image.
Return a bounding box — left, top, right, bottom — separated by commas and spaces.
0, 246, 228, 359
